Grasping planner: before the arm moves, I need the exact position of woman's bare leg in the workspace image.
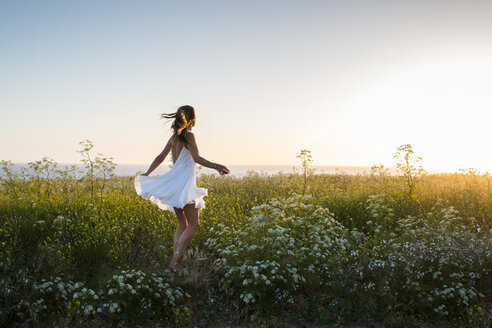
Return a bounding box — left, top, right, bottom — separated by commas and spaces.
172, 203, 200, 264
172, 207, 188, 257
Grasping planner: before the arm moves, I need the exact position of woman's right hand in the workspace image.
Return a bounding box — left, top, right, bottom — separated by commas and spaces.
216, 164, 230, 175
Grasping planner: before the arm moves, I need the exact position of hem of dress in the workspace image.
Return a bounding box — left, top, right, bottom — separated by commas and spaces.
145, 193, 207, 214
134, 176, 207, 214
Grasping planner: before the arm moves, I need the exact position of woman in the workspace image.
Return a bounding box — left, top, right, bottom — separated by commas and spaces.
134, 105, 229, 274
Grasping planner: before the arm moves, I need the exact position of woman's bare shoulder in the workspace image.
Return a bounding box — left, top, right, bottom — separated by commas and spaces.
184, 131, 196, 141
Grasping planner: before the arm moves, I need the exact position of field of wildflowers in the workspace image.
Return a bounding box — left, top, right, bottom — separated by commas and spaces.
0, 144, 491, 327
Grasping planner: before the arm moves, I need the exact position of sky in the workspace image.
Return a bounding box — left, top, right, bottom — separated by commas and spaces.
1, 0, 491, 173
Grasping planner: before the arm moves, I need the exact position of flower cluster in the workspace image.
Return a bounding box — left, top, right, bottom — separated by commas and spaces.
31, 269, 189, 321
103, 269, 189, 317
205, 193, 351, 312
32, 276, 75, 317
353, 197, 490, 317
205, 193, 491, 319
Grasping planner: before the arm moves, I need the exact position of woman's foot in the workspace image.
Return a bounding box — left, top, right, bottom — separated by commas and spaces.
167, 261, 184, 274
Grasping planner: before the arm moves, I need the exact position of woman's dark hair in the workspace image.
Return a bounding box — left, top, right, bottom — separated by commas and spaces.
161, 105, 196, 144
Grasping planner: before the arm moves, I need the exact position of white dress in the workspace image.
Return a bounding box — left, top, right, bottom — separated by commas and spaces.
134, 146, 208, 214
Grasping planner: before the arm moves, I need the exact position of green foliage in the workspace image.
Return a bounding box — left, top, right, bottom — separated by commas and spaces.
77, 140, 116, 203
296, 149, 314, 195
205, 194, 350, 318
394, 144, 426, 200
0, 142, 491, 326
451, 304, 492, 327
29, 270, 189, 326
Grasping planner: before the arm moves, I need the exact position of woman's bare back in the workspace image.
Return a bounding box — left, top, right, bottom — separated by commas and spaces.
170, 135, 186, 164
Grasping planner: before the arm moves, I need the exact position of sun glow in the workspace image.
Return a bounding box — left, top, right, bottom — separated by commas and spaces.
346, 55, 492, 173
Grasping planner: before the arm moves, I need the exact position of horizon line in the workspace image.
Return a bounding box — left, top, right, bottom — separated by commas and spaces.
6, 161, 486, 174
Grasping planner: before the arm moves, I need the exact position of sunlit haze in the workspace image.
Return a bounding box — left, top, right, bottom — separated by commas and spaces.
1, 0, 491, 173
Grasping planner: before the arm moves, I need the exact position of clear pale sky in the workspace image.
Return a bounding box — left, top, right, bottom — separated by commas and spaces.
1, 0, 491, 172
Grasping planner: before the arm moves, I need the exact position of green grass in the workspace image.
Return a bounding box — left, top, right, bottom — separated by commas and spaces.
1, 160, 491, 327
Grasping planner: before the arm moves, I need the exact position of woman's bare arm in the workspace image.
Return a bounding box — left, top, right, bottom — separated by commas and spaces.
184, 132, 229, 175
141, 137, 172, 176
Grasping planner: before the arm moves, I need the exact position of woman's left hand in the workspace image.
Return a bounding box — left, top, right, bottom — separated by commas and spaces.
216, 164, 230, 175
